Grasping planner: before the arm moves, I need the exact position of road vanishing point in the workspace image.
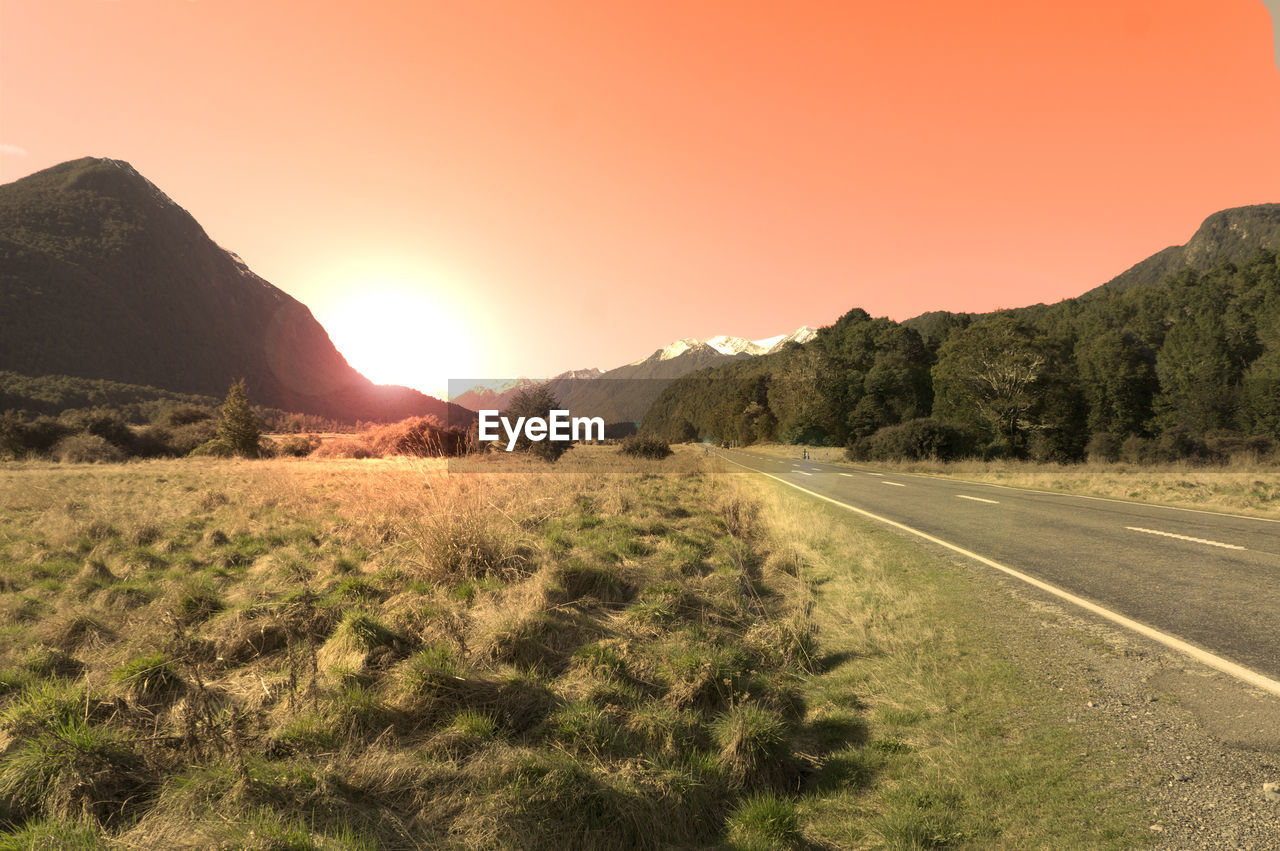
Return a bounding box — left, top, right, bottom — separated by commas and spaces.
718, 448, 1280, 697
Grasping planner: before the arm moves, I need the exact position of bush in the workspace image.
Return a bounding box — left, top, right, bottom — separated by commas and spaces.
53, 433, 125, 463
1027, 429, 1081, 464
163, 405, 214, 427
188, 437, 235, 458
1154, 426, 1207, 462
1120, 435, 1152, 464
1085, 432, 1119, 463
273, 434, 317, 457
848, 418, 970, 462
366, 417, 467, 457
0, 414, 72, 458
619, 435, 673, 459
166, 420, 218, 455
59, 410, 134, 450
311, 437, 375, 459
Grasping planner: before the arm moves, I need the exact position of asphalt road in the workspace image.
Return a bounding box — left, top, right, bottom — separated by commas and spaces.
717, 448, 1280, 685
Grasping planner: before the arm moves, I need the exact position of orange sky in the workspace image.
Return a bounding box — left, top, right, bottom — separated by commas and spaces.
3, 1, 1280, 394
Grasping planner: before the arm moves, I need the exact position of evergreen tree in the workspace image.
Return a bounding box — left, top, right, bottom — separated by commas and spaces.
217, 379, 261, 458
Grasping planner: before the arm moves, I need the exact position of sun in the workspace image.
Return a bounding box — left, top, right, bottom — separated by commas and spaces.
318, 287, 475, 396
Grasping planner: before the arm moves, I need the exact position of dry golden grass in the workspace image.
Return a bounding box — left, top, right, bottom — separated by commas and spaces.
0, 449, 815, 848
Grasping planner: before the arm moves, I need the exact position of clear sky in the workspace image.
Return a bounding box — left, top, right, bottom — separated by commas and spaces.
3, 1, 1280, 396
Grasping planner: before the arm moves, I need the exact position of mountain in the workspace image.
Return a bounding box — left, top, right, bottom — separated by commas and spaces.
451, 377, 541, 413
0, 158, 471, 425
1094, 203, 1280, 293
633, 327, 817, 364
452, 327, 815, 422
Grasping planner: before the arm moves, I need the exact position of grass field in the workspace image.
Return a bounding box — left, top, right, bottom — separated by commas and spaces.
748, 444, 1280, 519
0, 450, 817, 848
0, 447, 1154, 848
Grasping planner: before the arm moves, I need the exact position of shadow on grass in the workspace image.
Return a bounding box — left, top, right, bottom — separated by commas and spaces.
798, 714, 882, 795
813, 650, 857, 675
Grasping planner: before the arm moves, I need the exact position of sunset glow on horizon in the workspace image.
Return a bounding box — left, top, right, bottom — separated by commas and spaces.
3, 1, 1280, 391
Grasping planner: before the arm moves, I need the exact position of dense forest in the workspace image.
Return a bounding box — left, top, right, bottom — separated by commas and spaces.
643, 248, 1280, 463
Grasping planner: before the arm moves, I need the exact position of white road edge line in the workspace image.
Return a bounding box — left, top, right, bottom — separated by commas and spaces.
881, 481, 905, 487
720, 454, 1280, 700
957, 495, 999, 504
1125, 526, 1245, 551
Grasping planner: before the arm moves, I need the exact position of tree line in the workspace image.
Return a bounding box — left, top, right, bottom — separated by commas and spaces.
642, 248, 1280, 463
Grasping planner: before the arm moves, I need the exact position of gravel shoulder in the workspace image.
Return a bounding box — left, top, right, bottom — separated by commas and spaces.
969, 560, 1280, 848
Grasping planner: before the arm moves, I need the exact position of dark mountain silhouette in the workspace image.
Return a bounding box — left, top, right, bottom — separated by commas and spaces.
0, 157, 471, 425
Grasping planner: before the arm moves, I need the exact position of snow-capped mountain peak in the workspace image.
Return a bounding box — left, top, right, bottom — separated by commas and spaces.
553, 367, 605, 380
705, 334, 769, 356
641, 326, 816, 363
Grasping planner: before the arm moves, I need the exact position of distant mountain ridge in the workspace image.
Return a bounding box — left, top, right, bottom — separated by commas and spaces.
0, 157, 471, 425
634, 327, 816, 364
453, 327, 815, 420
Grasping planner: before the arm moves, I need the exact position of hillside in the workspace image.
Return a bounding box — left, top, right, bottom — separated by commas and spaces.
644, 209, 1280, 462
1093, 203, 1280, 293
0, 158, 470, 425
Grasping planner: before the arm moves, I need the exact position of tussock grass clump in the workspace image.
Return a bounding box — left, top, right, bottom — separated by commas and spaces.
724, 793, 802, 850
170, 578, 223, 624
317, 610, 403, 676
482, 610, 588, 673
15, 645, 83, 680
711, 704, 795, 791
41, 612, 112, 652
413, 508, 530, 581
425, 707, 499, 758
550, 559, 631, 604
0, 716, 153, 826
112, 652, 184, 704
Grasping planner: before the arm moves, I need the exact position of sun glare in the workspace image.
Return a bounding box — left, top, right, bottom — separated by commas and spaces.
319, 287, 474, 396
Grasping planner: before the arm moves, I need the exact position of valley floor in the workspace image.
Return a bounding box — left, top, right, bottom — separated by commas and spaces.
1, 448, 1274, 847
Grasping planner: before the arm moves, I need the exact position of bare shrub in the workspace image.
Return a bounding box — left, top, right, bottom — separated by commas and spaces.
53, 433, 124, 463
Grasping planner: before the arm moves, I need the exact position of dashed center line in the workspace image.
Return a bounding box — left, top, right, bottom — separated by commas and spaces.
792, 470, 813, 476
957, 495, 999, 504
839, 473, 854, 478
881, 481, 905, 487
1124, 526, 1245, 551
865, 472, 884, 477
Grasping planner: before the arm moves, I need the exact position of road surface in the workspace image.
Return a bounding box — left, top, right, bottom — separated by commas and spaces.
718, 448, 1280, 689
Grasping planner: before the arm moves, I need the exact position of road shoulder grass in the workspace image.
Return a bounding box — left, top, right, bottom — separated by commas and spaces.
746, 474, 1149, 847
